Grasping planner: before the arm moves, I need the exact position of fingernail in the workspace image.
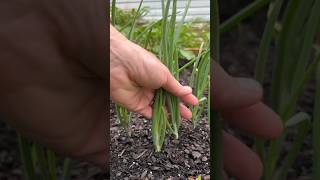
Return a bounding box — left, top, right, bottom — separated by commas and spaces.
192, 95, 199, 105
237, 78, 262, 95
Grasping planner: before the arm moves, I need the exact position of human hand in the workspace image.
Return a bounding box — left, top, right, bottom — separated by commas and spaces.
110, 25, 198, 119
0, 29, 108, 169
213, 61, 283, 180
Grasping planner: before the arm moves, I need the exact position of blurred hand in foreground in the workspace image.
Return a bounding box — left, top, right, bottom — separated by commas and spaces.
213, 61, 283, 180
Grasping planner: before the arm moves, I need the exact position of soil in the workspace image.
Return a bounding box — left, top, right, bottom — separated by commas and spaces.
110, 100, 210, 180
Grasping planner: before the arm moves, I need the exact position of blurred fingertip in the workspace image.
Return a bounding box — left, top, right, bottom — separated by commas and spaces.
270, 115, 284, 139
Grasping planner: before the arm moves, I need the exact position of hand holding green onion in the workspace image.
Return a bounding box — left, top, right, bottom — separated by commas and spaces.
110, 25, 198, 119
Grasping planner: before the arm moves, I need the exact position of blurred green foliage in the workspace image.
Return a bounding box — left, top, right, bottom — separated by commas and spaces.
112, 6, 209, 59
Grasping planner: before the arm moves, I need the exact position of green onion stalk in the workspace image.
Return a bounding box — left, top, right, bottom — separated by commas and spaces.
190, 48, 210, 126
152, 0, 191, 152
212, 0, 223, 179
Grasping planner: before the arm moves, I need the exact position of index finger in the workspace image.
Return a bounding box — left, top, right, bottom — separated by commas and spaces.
222, 102, 283, 139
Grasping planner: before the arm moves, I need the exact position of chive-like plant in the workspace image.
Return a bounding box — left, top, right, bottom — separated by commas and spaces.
152, 0, 192, 152
111, 0, 144, 132
314, 58, 320, 179
211, 0, 223, 179
190, 45, 210, 126
215, 0, 320, 179
18, 136, 71, 180
112, 0, 211, 152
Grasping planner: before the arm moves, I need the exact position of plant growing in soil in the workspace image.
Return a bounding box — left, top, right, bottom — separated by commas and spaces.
111, 0, 210, 152
314, 61, 320, 179
211, 0, 223, 179
111, 0, 145, 133
213, 0, 320, 179
189, 44, 210, 126
18, 136, 71, 180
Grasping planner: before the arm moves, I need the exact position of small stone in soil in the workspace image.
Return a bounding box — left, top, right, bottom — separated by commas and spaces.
192, 151, 201, 159
151, 166, 161, 171
172, 139, 179, 144
141, 170, 148, 179
201, 156, 208, 162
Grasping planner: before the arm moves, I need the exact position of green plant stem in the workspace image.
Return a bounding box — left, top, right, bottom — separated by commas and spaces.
176, 57, 197, 74
292, 0, 320, 88
212, 0, 223, 179
265, 51, 320, 179
219, 0, 273, 34
254, 0, 284, 165
62, 158, 72, 180
18, 136, 36, 180
135, 19, 162, 43
128, 0, 144, 40
282, 54, 320, 122
275, 113, 310, 180
111, 0, 117, 25
314, 60, 320, 180
255, 0, 284, 84
34, 144, 49, 179
212, 114, 223, 180
47, 150, 57, 180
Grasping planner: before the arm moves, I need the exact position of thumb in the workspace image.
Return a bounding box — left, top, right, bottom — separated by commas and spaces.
129, 46, 198, 106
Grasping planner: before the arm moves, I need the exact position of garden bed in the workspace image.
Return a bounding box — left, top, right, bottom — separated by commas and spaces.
110, 101, 210, 179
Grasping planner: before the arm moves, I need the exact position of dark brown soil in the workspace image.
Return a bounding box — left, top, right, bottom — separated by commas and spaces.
110, 102, 210, 180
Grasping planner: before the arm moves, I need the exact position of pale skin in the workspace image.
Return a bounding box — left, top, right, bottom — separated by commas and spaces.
0, 23, 282, 179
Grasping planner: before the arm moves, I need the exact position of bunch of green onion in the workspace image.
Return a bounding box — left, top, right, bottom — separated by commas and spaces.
152, 0, 191, 152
